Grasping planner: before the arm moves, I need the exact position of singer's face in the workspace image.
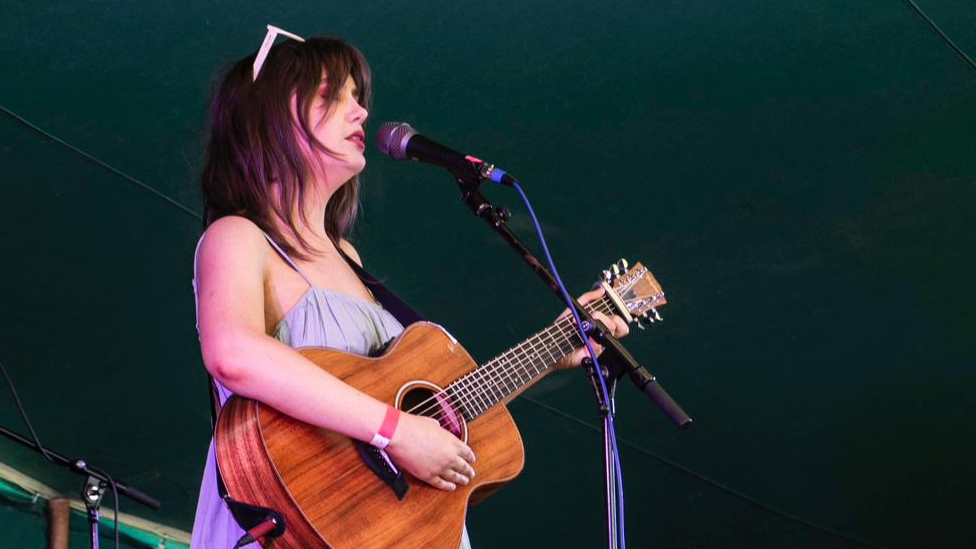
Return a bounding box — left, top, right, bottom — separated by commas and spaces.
301, 74, 369, 185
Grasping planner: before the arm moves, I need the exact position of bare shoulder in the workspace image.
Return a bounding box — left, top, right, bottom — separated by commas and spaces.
196, 216, 269, 276
195, 217, 273, 358
338, 238, 363, 267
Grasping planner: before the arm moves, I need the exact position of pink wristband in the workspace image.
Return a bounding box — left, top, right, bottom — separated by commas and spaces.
369, 405, 400, 449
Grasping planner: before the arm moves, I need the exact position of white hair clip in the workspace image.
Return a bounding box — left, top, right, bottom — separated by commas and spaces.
252, 24, 306, 82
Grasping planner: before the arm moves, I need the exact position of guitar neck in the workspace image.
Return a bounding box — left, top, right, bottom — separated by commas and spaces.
446, 296, 616, 421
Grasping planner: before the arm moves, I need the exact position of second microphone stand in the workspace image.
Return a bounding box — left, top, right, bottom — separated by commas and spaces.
0, 424, 160, 549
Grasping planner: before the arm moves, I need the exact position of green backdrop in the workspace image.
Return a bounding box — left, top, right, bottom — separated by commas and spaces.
1, 1, 973, 548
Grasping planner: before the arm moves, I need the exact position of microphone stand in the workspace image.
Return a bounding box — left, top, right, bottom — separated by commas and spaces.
0, 424, 160, 549
452, 176, 691, 549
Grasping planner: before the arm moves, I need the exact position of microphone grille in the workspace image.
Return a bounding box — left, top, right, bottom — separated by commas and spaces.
375, 122, 417, 160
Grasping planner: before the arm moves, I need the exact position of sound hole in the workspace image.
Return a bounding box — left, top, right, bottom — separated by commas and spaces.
400, 384, 465, 439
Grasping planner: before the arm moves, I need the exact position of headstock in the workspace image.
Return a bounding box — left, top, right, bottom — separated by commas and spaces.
600, 259, 667, 330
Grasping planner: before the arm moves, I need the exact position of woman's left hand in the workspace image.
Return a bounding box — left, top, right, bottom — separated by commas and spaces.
554, 287, 630, 369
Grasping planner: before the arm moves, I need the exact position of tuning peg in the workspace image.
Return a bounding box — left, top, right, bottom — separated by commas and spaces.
641, 311, 656, 324
602, 269, 613, 281
616, 259, 629, 271
611, 264, 621, 278
651, 308, 663, 322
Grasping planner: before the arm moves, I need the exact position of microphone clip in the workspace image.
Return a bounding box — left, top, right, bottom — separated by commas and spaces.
475, 160, 517, 188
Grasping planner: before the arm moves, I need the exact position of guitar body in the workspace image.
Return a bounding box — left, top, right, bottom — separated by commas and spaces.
215, 322, 526, 549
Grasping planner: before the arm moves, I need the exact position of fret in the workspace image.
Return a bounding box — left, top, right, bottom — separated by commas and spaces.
540, 330, 560, 365
470, 370, 494, 412
499, 349, 527, 402
496, 354, 519, 394
464, 374, 485, 413
481, 352, 515, 409
489, 362, 511, 407
457, 297, 615, 421
449, 379, 476, 418
510, 353, 529, 385
480, 364, 505, 407
461, 375, 488, 416
503, 347, 529, 386
493, 359, 512, 404
506, 344, 530, 381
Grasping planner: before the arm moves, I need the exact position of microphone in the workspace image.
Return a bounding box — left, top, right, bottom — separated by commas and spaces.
375, 122, 518, 186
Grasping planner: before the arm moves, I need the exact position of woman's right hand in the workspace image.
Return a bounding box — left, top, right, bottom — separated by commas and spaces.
385, 413, 476, 491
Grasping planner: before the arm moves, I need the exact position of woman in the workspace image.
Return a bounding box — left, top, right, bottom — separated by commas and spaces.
191, 30, 627, 548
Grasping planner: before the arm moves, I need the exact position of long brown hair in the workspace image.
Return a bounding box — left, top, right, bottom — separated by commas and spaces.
201, 36, 372, 259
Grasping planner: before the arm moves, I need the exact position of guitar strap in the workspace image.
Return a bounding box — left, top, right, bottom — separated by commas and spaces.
336, 248, 427, 326
207, 249, 427, 536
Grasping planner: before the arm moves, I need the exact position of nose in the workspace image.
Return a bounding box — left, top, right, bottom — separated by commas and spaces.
350, 101, 368, 124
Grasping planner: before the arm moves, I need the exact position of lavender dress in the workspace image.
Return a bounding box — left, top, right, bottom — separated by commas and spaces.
189, 233, 472, 549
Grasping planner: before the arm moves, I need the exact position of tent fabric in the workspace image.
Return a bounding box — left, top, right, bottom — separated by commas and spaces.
1, 1, 974, 548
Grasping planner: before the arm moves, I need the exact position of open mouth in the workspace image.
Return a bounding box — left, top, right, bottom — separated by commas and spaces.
347, 130, 365, 149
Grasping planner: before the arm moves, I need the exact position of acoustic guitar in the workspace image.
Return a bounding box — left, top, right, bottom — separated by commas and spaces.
215, 260, 666, 549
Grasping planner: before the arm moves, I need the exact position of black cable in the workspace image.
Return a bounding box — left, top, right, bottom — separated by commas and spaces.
0, 358, 121, 549
900, 0, 976, 74
0, 358, 56, 465
0, 104, 202, 220
521, 395, 888, 549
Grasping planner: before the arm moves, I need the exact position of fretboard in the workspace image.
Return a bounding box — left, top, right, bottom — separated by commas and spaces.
445, 296, 616, 420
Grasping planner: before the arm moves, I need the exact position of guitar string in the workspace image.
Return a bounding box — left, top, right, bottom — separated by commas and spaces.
447, 309, 596, 419
470, 310, 576, 405
406, 299, 612, 420
453, 270, 652, 410
406, 274, 661, 422
476, 314, 580, 405
424, 297, 616, 420
481, 297, 617, 395
407, 320, 584, 425
409, 273, 660, 422
418, 304, 596, 421
405, 319, 577, 422
403, 298, 617, 421
402, 302, 603, 422
471, 297, 614, 401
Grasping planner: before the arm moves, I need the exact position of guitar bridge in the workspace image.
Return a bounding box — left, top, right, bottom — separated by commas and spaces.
354, 441, 409, 501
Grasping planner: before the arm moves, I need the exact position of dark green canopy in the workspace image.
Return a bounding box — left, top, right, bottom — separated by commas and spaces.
1, 1, 974, 548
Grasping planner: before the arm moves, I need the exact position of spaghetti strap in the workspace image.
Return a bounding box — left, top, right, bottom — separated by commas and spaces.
262, 232, 313, 286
